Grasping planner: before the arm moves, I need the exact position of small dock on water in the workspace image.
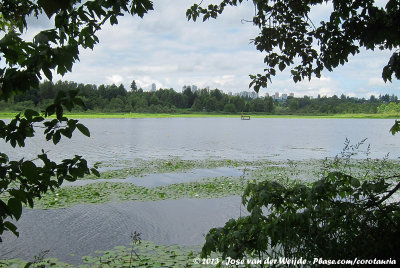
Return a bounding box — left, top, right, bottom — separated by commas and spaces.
241, 113, 250, 120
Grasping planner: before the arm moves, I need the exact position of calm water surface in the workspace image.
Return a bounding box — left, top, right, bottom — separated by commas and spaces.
0, 197, 246, 264
2, 118, 400, 162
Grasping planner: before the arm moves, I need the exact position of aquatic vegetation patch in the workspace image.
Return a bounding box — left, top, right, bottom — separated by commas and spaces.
34, 158, 400, 209
0, 240, 206, 267
0, 258, 74, 268
90, 158, 353, 184
248, 158, 400, 185
248, 160, 318, 184
82, 158, 267, 180
35, 176, 252, 209
81, 241, 204, 267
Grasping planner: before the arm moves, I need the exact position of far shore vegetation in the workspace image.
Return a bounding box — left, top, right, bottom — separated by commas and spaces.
1, 80, 400, 120
2, 111, 400, 119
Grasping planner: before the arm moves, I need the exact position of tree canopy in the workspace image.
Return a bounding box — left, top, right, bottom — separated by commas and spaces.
0, 0, 153, 100
5, 79, 397, 114
187, 0, 400, 91
0, 0, 153, 241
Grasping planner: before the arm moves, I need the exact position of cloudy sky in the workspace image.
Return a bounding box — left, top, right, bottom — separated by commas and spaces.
34, 0, 400, 97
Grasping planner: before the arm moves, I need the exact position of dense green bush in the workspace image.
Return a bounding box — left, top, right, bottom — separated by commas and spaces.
223, 103, 236, 113
201, 142, 400, 265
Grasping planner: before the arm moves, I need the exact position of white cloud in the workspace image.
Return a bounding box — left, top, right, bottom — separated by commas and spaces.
106, 75, 124, 85
49, 0, 400, 97
366, 92, 380, 98
368, 77, 386, 87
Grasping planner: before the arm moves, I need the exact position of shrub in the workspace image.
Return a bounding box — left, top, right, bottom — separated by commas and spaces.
224, 103, 236, 113
201, 141, 400, 265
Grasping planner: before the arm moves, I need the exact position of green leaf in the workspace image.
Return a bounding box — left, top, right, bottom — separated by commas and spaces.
10, 139, 16, 148
76, 123, 90, 137
69, 167, 84, 178
9, 189, 27, 203
53, 131, 61, 144
110, 15, 118, 25
390, 120, 400, 135
40, 0, 71, 18
56, 105, 64, 119
350, 177, 360, 188
45, 104, 56, 116
0, 199, 11, 215
43, 68, 53, 81
278, 62, 286, 71
27, 197, 34, 208
4, 221, 19, 237
32, 116, 44, 123
24, 109, 39, 121
20, 161, 38, 181
24, 262, 33, 268
60, 128, 72, 138
0, 153, 9, 164
73, 97, 86, 109
8, 198, 22, 220
91, 168, 100, 177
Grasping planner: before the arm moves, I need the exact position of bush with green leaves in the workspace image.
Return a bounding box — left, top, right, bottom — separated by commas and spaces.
0, 0, 153, 241
201, 142, 400, 264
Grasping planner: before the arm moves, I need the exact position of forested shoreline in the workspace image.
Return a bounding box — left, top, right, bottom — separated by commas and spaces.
1, 80, 399, 115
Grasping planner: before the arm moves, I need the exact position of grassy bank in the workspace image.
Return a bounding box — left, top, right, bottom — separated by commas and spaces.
1, 111, 400, 119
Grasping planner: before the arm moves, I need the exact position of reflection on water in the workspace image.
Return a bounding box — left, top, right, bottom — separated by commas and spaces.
0, 197, 247, 264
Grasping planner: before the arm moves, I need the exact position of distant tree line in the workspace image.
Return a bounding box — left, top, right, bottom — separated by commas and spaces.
0, 80, 398, 115
0, 80, 275, 113
377, 102, 400, 114
279, 94, 396, 114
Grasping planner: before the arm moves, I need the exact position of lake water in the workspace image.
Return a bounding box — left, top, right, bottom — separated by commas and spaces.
0, 197, 247, 264
1, 118, 399, 263
2, 118, 400, 163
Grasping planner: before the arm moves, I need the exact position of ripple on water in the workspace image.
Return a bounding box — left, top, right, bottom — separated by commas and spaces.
0, 196, 247, 264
